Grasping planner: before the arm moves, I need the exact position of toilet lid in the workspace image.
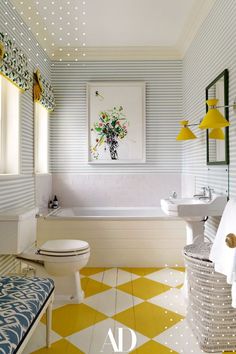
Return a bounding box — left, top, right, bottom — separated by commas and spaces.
38, 239, 90, 256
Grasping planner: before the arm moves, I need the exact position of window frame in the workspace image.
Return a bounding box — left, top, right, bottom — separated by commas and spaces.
0, 75, 21, 176
34, 101, 49, 175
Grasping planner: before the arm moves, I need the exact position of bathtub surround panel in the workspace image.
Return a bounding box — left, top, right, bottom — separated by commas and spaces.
0, 1, 51, 273
182, 0, 236, 240
52, 173, 181, 207
37, 213, 186, 267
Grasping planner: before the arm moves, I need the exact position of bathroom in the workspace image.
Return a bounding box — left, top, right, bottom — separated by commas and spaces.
0, 0, 236, 353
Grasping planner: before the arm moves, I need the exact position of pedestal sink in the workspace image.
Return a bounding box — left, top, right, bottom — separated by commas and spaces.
161, 194, 227, 244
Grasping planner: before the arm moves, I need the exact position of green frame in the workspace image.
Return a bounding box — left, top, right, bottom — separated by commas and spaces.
206, 69, 229, 165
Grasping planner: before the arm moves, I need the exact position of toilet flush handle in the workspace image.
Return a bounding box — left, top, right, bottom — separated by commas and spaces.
225, 233, 236, 248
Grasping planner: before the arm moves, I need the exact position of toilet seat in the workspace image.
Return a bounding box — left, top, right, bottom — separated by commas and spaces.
38, 239, 90, 257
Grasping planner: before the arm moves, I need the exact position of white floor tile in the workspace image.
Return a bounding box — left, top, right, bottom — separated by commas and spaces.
84, 288, 142, 317
153, 319, 221, 354
145, 268, 185, 287
90, 268, 139, 287
148, 287, 187, 316
67, 318, 148, 354
23, 322, 61, 354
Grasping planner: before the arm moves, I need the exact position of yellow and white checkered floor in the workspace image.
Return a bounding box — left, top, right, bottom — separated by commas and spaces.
24, 268, 234, 354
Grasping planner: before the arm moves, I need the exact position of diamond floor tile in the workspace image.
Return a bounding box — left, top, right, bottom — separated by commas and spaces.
113, 302, 183, 338
90, 268, 139, 287
121, 268, 161, 276
23, 323, 61, 354
31, 339, 84, 354
26, 267, 229, 354
81, 277, 111, 298
43, 303, 107, 337
154, 319, 216, 354
148, 287, 187, 316
84, 288, 142, 317
80, 267, 107, 276
131, 340, 178, 354
145, 268, 185, 287
68, 318, 148, 354
117, 277, 171, 300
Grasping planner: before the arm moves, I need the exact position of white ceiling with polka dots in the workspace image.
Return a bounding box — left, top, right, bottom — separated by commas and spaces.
10, 0, 216, 60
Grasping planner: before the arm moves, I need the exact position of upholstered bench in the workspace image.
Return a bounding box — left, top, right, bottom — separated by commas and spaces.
0, 276, 54, 354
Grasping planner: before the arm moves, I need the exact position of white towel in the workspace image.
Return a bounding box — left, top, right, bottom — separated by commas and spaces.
209, 199, 236, 308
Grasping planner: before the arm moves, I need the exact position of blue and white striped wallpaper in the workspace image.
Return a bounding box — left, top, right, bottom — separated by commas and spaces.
50, 60, 183, 174
182, 0, 236, 238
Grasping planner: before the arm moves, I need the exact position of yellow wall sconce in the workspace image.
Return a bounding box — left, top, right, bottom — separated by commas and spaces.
177, 98, 235, 141
199, 99, 230, 130
176, 120, 197, 141
209, 128, 225, 140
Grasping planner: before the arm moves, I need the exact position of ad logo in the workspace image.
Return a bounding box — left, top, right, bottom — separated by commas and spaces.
101, 328, 137, 353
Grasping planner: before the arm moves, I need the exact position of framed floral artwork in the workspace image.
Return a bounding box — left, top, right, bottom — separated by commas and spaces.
87, 81, 146, 163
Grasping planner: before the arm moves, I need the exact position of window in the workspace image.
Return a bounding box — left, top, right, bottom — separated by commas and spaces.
34, 102, 49, 174
0, 75, 20, 174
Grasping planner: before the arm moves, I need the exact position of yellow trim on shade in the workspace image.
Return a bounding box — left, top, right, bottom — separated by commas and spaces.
0, 42, 5, 60
176, 120, 197, 141
206, 98, 218, 107
199, 98, 230, 130
0, 72, 24, 93
209, 128, 225, 140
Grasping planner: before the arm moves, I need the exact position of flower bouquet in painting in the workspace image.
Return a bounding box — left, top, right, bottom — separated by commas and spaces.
91, 106, 129, 160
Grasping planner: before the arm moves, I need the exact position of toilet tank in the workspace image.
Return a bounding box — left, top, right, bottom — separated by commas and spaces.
0, 208, 38, 254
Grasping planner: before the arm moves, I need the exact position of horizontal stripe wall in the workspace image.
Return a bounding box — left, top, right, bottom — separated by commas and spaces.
0, 1, 51, 273
182, 0, 236, 239
51, 61, 182, 174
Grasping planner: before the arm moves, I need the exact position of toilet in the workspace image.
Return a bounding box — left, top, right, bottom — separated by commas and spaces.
0, 208, 90, 303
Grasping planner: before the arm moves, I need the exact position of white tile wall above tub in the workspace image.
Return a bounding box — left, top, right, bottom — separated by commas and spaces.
35, 175, 53, 209
52, 173, 182, 207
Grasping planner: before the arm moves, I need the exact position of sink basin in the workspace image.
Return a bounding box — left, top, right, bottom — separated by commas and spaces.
161, 194, 227, 218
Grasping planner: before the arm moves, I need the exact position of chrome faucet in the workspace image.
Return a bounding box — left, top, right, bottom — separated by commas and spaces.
199, 186, 214, 201
194, 187, 207, 198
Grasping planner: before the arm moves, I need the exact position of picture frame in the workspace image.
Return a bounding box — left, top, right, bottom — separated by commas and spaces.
87, 81, 146, 164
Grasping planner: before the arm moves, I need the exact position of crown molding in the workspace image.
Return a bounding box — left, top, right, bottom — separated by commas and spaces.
10, 0, 216, 61
177, 0, 217, 57
52, 46, 182, 61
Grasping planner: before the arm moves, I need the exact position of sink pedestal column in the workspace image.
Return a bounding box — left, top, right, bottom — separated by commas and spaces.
185, 218, 205, 245
182, 217, 205, 301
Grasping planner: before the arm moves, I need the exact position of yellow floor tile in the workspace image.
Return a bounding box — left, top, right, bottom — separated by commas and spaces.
171, 267, 185, 272
43, 304, 107, 337
131, 340, 178, 354
80, 267, 107, 276
81, 277, 111, 298
120, 268, 161, 276
31, 339, 84, 354
113, 302, 183, 338
117, 277, 170, 300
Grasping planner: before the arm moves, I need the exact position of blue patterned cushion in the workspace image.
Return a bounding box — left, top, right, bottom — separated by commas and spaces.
0, 276, 54, 354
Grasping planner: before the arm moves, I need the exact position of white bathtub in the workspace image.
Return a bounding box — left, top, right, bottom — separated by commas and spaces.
48, 206, 175, 220
37, 207, 186, 267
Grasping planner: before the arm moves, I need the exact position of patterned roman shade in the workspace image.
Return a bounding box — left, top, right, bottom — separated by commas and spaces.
0, 32, 31, 91
33, 69, 55, 112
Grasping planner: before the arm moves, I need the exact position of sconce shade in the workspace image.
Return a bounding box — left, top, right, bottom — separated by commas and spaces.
199, 99, 230, 129
176, 120, 197, 141
209, 128, 225, 140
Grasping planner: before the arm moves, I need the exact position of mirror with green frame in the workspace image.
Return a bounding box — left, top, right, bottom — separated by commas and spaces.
206, 69, 229, 165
